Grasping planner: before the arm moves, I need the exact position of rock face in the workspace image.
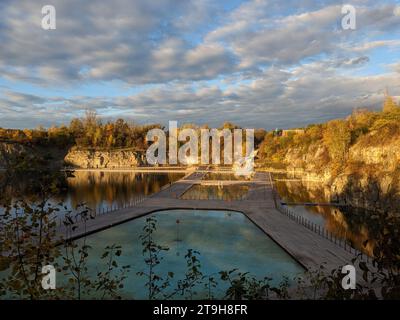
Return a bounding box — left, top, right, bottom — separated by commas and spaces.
330, 135, 400, 212
281, 134, 400, 213
285, 143, 330, 175
328, 169, 400, 213
64, 149, 144, 168
0, 143, 145, 169
349, 136, 400, 171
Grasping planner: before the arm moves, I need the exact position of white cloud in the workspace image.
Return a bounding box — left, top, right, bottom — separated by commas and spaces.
2, 64, 399, 129
0, 0, 399, 128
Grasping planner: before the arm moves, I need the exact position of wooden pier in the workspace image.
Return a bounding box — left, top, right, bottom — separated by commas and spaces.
281, 202, 348, 207
57, 169, 365, 273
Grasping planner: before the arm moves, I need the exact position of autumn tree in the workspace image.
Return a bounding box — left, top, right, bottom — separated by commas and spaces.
323, 120, 351, 164
69, 119, 84, 140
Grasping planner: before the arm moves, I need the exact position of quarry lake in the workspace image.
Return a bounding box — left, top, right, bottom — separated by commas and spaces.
66, 209, 304, 299
0, 171, 184, 213
0, 170, 377, 256
0, 168, 389, 299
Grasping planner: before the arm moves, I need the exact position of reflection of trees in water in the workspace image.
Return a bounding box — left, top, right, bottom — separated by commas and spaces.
203, 173, 248, 181
308, 205, 375, 256
182, 185, 249, 200
0, 171, 184, 212
275, 180, 329, 204
66, 171, 184, 209
339, 207, 382, 256
276, 180, 377, 256
0, 171, 68, 205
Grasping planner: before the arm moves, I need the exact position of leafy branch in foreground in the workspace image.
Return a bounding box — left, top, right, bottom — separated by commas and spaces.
136, 214, 400, 300
0, 199, 131, 300
2, 201, 400, 300
0, 199, 63, 299
136, 216, 170, 300
95, 245, 130, 299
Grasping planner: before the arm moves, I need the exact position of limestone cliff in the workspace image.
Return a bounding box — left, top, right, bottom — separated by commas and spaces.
281, 133, 400, 213
1, 143, 145, 170
64, 148, 145, 168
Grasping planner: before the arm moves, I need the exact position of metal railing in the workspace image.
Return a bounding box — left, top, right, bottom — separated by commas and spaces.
180, 194, 246, 201
57, 194, 147, 227
269, 172, 371, 263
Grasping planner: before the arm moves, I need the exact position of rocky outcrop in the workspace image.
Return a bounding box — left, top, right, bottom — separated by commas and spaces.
281, 134, 400, 213
349, 135, 400, 171
0, 143, 145, 169
284, 143, 330, 174
64, 148, 145, 168
329, 169, 400, 213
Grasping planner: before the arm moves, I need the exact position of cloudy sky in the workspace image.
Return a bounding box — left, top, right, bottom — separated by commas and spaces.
0, 0, 399, 129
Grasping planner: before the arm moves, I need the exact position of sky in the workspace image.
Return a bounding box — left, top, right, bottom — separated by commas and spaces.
0, 0, 399, 130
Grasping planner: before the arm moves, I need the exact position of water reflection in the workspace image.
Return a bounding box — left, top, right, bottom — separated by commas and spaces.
203, 172, 250, 181
274, 177, 376, 256
0, 171, 184, 212
66, 171, 184, 210
70, 209, 304, 299
181, 184, 249, 200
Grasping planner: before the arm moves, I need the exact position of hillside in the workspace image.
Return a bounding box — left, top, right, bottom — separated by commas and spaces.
258, 108, 400, 213
2, 105, 400, 213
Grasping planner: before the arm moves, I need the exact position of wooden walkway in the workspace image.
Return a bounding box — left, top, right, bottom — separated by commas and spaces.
57, 170, 361, 273
282, 202, 348, 207
67, 167, 190, 173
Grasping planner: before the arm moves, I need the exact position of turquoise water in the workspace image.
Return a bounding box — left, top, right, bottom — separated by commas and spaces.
69, 209, 304, 299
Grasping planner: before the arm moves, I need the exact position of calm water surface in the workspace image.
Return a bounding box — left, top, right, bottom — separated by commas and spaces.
65, 171, 184, 211
274, 175, 378, 256
0, 171, 184, 213
68, 209, 304, 299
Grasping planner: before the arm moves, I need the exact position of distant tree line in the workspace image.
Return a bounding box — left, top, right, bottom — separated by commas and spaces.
0, 112, 266, 152
0, 111, 161, 150
3, 93, 397, 160
68, 111, 161, 150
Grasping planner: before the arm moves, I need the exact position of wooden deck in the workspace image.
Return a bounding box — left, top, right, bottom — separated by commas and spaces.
282, 202, 348, 207
57, 170, 361, 273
